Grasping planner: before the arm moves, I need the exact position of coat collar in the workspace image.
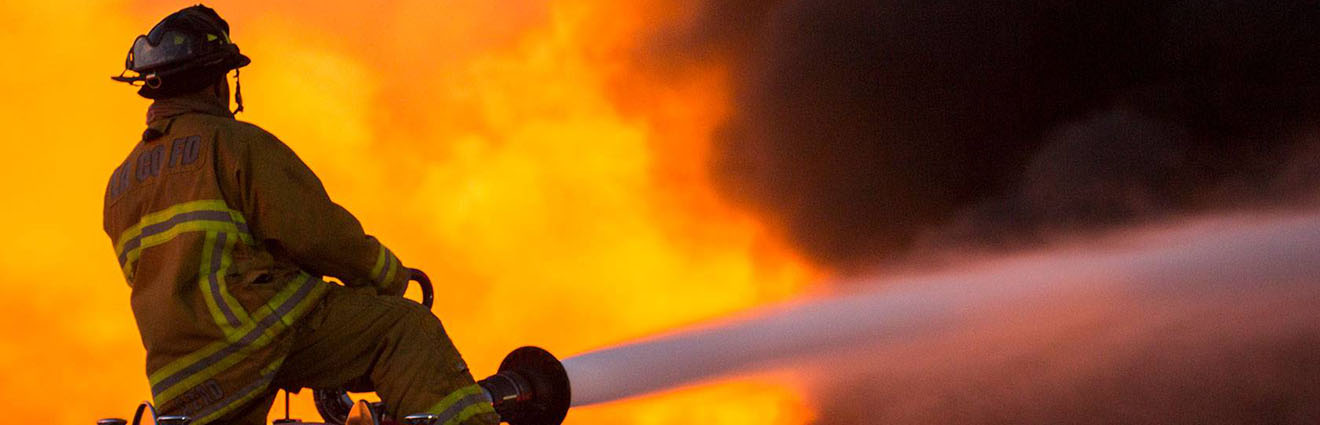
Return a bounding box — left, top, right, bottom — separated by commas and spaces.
146, 91, 232, 125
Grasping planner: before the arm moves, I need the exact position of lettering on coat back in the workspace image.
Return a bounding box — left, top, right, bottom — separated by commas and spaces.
108, 135, 205, 201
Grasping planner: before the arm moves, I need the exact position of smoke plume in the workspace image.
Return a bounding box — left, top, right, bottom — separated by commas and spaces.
658, 0, 1320, 270
619, 1, 1320, 423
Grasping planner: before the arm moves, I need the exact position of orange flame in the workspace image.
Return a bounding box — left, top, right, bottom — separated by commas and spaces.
0, 0, 820, 423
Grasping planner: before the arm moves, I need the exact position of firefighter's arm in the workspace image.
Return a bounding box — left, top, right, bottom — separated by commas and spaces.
226, 129, 409, 295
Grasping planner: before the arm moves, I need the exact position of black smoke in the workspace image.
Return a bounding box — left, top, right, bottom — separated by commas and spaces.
665, 0, 1320, 270
630, 3, 1320, 423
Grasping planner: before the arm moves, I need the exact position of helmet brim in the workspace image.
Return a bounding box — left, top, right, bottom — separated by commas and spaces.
231, 53, 251, 70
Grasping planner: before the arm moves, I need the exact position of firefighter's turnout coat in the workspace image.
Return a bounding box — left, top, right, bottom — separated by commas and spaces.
103, 92, 409, 422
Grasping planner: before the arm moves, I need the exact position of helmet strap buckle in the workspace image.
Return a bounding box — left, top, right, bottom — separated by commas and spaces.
231, 67, 244, 115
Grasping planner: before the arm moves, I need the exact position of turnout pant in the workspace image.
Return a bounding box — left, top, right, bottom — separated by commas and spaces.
213, 284, 500, 425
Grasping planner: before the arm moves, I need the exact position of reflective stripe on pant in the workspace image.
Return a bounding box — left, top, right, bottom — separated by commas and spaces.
196, 388, 280, 425
272, 285, 500, 425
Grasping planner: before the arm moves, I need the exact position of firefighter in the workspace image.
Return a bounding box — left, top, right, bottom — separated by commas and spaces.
105, 5, 499, 425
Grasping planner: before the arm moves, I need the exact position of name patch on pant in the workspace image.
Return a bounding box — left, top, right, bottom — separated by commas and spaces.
174, 379, 225, 415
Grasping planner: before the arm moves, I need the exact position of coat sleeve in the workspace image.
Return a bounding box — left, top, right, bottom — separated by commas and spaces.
224, 127, 409, 296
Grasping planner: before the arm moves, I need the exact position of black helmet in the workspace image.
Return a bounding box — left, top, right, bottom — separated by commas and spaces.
112, 4, 250, 99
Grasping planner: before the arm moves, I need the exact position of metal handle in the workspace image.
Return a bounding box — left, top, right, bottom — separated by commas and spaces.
403, 414, 441, 425
156, 416, 192, 425
408, 268, 434, 308
130, 402, 156, 425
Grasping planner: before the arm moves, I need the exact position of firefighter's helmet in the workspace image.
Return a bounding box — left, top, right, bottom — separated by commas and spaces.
112, 4, 249, 100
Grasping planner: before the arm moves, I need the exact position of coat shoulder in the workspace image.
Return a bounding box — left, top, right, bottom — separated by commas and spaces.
197, 117, 294, 157
216, 118, 280, 144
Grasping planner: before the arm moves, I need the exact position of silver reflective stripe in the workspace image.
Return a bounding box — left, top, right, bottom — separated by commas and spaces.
374, 248, 395, 284
151, 275, 318, 396
118, 210, 242, 265
208, 232, 242, 327
436, 390, 493, 425
187, 363, 280, 424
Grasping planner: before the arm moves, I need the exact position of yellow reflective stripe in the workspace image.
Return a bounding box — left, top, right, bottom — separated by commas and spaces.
154, 322, 281, 405
149, 341, 228, 390
190, 358, 285, 425
382, 253, 399, 286
214, 231, 251, 327
198, 232, 230, 334
198, 231, 251, 338
372, 245, 401, 289
278, 278, 325, 328
114, 199, 233, 253
146, 269, 278, 390
371, 245, 388, 278
425, 384, 495, 425
121, 220, 248, 274
444, 403, 497, 425
116, 203, 254, 280
425, 384, 484, 414
153, 278, 324, 405
149, 274, 326, 405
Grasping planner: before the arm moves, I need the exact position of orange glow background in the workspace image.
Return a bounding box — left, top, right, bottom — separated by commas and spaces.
0, 0, 824, 423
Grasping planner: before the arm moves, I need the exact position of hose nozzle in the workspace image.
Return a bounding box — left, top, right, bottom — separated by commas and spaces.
478, 346, 571, 425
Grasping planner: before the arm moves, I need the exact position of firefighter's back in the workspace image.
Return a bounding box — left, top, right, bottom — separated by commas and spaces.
103, 107, 328, 421
105, 111, 251, 355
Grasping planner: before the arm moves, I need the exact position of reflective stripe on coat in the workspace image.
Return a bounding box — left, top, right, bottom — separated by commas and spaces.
103, 92, 409, 423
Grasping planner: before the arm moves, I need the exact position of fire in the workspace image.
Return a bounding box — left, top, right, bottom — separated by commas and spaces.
0, 0, 819, 424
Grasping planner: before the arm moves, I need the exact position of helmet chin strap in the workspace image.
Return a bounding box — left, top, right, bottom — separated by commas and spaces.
232, 67, 244, 115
